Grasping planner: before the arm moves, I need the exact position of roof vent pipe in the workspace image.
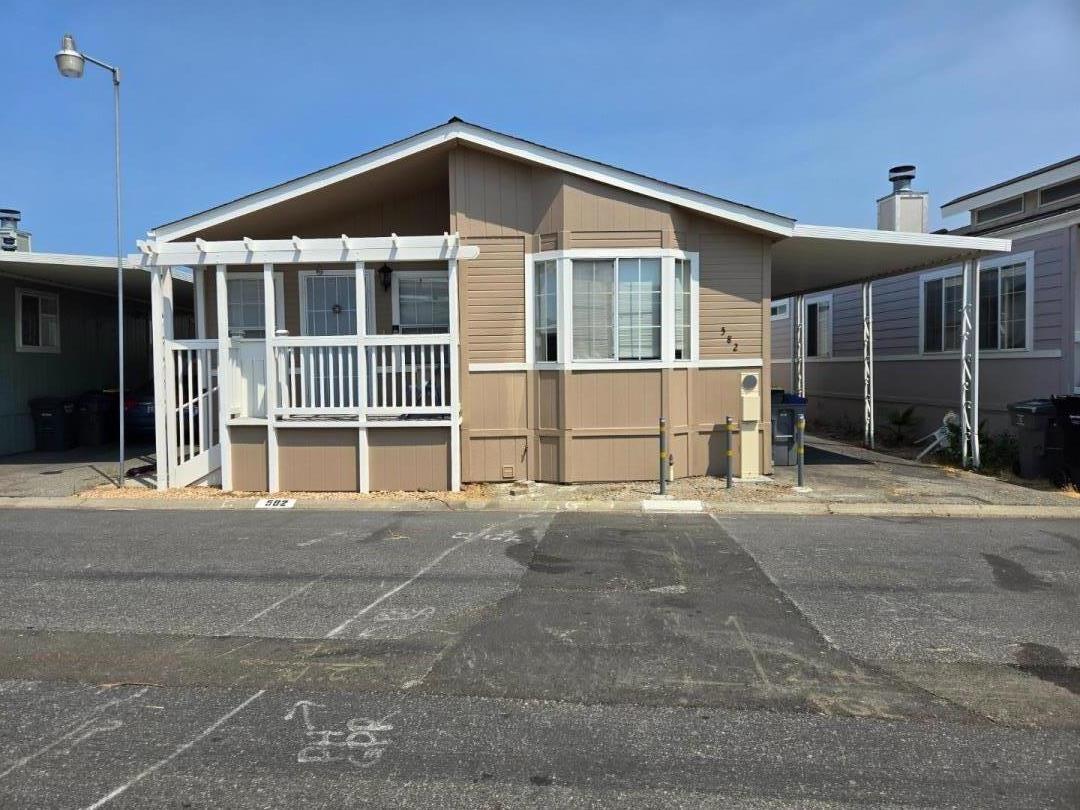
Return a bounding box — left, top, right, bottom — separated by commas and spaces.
888, 165, 916, 193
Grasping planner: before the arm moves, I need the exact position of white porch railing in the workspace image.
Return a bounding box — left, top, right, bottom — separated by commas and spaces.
166, 339, 221, 486
273, 334, 452, 420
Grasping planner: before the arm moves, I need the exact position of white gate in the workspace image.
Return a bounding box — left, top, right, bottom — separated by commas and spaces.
166, 339, 221, 486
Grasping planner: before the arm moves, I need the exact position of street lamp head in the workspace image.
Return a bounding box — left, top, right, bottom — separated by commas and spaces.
55, 33, 85, 79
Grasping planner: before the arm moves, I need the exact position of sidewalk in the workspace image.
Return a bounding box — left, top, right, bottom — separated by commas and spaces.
3, 435, 1077, 518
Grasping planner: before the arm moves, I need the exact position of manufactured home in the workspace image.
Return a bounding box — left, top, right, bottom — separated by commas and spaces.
772, 158, 1080, 437
142, 120, 1009, 491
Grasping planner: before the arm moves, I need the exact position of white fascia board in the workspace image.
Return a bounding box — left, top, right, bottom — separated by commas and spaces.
941, 159, 1080, 218
0, 251, 140, 270
790, 224, 1012, 254
151, 122, 796, 243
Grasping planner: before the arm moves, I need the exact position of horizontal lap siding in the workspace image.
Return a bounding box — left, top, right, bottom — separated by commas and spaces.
830, 285, 863, 357
462, 238, 526, 363
698, 229, 766, 359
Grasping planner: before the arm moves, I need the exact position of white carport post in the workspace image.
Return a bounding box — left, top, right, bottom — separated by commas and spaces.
862, 281, 875, 449
960, 258, 981, 468
792, 293, 806, 397
150, 267, 168, 489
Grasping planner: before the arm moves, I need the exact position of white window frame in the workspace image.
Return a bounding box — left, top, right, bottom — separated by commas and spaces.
770, 299, 790, 321
530, 248, 698, 370
977, 251, 1036, 353
225, 271, 285, 339
298, 269, 357, 336
15, 288, 61, 354
803, 292, 832, 358
918, 253, 1034, 356
390, 268, 450, 334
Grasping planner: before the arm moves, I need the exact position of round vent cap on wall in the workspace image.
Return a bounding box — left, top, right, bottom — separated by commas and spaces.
741, 373, 759, 393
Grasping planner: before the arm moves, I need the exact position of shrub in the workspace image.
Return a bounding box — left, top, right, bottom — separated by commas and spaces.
881, 406, 918, 446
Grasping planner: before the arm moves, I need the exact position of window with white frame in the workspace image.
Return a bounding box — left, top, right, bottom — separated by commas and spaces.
922, 255, 1032, 353
227, 276, 267, 338
674, 258, 691, 360
16, 289, 60, 352
302, 273, 356, 336
572, 257, 661, 361
770, 300, 789, 321
534, 260, 558, 362
805, 295, 831, 357
394, 271, 449, 334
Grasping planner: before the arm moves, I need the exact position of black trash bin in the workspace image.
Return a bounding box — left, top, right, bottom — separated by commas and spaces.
1050, 395, 1080, 489
1007, 398, 1056, 479
28, 396, 78, 451
771, 392, 807, 466
77, 390, 117, 446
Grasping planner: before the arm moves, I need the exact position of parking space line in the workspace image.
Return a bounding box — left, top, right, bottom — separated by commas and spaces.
324, 516, 528, 639
0, 688, 149, 781
80, 689, 266, 810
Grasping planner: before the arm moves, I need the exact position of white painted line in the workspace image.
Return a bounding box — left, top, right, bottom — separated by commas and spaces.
225, 579, 324, 635
641, 499, 704, 512
324, 518, 522, 639
81, 689, 266, 810
0, 688, 148, 781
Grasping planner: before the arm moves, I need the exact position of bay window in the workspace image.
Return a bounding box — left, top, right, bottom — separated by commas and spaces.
572, 257, 661, 361
534, 260, 558, 362
674, 258, 691, 360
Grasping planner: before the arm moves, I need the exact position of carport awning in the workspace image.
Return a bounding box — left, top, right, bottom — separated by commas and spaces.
0, 251, 192, 308
771, 225, 1012, 299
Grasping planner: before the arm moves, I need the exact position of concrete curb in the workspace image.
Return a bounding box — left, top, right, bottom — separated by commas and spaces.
2, 495, 1078, 519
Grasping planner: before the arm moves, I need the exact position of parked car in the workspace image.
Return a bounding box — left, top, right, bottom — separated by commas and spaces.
124, 382, 157, 437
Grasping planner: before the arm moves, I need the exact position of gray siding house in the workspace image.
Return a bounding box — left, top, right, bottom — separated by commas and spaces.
771, 157, 1080, 435
0, 211, 193, 456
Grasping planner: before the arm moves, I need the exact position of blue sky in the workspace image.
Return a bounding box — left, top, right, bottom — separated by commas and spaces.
6, 0, 1080, 254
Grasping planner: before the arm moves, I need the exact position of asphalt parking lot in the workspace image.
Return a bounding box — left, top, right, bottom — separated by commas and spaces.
0, 509, 1077, 808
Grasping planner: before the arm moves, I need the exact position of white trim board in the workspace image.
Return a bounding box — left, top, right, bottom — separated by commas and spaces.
469, 358, 762, 372
942, 157, 1080, 217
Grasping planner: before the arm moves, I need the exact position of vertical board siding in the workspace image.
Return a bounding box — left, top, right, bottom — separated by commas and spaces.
451, 147, 535, 237
229, 425, 268, 491
569, 370, 663, 429
697, 227, 766, 359
368, 427, 450, 491
277, 428, 358, 491
461, 237, 526, 362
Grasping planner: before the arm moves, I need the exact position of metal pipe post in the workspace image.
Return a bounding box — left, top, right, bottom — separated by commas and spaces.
725, 416, 734, 488
796, 413, 806, 488
659, 416, 667, 495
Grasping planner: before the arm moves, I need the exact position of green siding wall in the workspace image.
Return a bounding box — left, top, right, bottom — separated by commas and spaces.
0, 275, 153, 457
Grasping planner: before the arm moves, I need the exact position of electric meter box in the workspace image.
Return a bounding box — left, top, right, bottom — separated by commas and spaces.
739, 371, 761, 422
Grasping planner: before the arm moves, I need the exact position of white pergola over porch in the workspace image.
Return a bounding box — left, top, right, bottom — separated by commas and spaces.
142, 233, 479, 492
772, 225, 1013, 468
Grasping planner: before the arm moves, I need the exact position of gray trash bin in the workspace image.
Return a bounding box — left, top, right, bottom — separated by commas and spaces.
771, 393, 806, 466
1008, 398, 1056, 478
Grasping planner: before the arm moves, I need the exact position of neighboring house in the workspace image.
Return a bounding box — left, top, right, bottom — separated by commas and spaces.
0, 210, 193, 456
140, 119, 1007, 492
771, 158, 1080, 435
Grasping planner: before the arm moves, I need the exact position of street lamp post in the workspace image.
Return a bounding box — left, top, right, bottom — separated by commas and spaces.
55, 33, 126, 486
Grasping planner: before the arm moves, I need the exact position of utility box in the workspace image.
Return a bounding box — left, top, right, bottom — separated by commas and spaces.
739, 372, 761, 477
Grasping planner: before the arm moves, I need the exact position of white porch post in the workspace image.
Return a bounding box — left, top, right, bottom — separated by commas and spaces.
355, 261, 370, 493
862, 281, 875, 449
263, 263, 280, 491
150, 267, 168, 490
215, 264, 233, 491
792, 293, 806, 397
448, 257, 462, 491
162, 269, 177, 487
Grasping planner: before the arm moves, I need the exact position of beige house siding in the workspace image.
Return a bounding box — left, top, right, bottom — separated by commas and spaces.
368, 427, 450, 491
277, 428, 358, 491
229, 426, 268, 491
697, 226, 767, 360
460, 237, 526, 363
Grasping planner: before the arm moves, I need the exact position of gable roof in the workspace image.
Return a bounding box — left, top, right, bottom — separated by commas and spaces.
151, 118, 796, 242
